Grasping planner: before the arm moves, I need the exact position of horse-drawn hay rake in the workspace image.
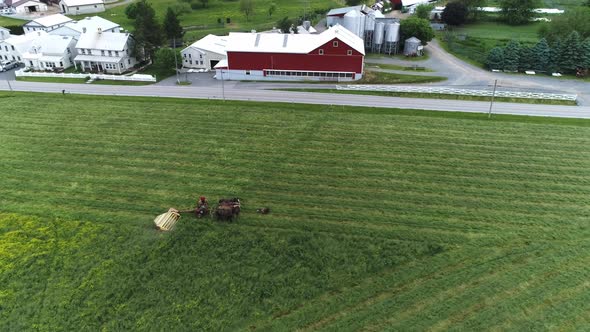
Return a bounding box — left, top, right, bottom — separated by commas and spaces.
154, 197, 242, 231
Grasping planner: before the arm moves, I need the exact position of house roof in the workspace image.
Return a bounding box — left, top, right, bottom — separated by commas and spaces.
75, 30, 130, 51
226, 24, 365, 55
184, 34, 228, 55
27, 34, 73, 55
61, 0, 104, 6
25, 14, 73, 28
1, 30, 46, 54
59, 16, 119, 33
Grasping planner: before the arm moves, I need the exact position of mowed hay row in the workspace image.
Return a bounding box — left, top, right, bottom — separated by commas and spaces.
1, 92, 590, 330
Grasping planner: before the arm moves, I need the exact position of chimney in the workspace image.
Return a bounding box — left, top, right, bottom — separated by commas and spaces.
82, 27, 87, 33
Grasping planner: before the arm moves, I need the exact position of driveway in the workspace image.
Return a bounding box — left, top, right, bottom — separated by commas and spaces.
367, 39, 590, 105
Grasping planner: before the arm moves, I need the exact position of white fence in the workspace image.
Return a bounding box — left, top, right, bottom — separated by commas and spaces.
337, 85, 578, 102
15, 70, 156, 83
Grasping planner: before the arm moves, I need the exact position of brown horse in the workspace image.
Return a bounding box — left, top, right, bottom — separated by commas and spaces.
214, 198, 241, 221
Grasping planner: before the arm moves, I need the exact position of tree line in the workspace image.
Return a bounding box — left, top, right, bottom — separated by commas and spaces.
486, 32, 590, 75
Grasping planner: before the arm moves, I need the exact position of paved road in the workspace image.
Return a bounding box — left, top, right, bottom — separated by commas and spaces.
2, 80, 590, 119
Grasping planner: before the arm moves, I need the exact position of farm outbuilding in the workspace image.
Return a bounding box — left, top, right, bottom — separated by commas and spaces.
403, 36, 423, 56
8, 0, 47, 14
181, 34, 227, 71
59, 0, 105, 15
216, 24, 365, 82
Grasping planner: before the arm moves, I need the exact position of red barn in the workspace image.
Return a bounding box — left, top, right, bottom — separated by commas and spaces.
215, 25, 365, 81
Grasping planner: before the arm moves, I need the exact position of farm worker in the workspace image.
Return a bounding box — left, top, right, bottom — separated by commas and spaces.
198, 196, 208, 208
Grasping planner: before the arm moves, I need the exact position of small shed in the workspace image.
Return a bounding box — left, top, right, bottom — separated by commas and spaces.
404, 36, 423, 56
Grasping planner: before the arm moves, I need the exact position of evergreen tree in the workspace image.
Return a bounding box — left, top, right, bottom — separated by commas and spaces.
531, 38, 551, 73
486, 47, 505, 70
518, 46, 534, 71
503, 40, 521, 71
582, 38, 590, 69
549, 39, 563, 73
163, 7, 183, 41
560, 31, 584, 73
133, 0, 163, 61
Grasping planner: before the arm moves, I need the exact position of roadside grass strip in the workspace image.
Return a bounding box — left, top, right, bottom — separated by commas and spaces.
0, 92, 589, 330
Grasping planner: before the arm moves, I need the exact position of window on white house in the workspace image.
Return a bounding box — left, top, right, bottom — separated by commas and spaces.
60, 61, 63, 67
189, 54, 191, 58
108, 51, 112, 56
319, 49, 324, 55
11, 45, 14, 51
17, 56, 20, 61
200, 61, 203, 65
189, 60, 192, 64
128, 59, 131, 64
67, 48, 71, 54
347, 50, 352, 55
333, 41, 338, 47
115, 51, 119, 56
101, 50, 105, 56
183, 53, 186, 58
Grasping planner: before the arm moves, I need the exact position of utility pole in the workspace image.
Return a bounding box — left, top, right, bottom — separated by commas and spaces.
488, 79, 497, 118
173, 37, 180, 84
6, 78, 13, 92
221, 69, 225, 101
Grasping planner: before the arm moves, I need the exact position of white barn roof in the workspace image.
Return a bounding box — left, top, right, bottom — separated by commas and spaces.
76, 31, 130, 51
226, 24, 364, 55
184, 34, 228, 55
26, 14, 73, 28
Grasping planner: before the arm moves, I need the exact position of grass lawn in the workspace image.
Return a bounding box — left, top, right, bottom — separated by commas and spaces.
0, 16, 26, 27
365, 62, 434, 72
277, 88, 578, 106
357, 70, 446, 84
1, 92, 590, 330
15, 76, 88, 84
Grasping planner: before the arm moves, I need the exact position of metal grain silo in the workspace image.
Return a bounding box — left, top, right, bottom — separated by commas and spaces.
384, 22, 400, 54
343, 10, 361, 37
372, 22, 385, 52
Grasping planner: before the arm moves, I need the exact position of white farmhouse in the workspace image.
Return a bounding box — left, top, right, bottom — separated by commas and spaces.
50, 16, 121, 38
22, 34, 76, 70
181, 34, 227, 71
59, 0, 105, 15
7, 0, 48, 14
0, 26, 10, 41
0, 30, 46, 62
24, 14, 74, 34
74, 29, 136, 73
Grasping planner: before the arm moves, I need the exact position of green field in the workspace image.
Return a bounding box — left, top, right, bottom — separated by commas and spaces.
1, 92, 590, 330
71, 0, 339, 43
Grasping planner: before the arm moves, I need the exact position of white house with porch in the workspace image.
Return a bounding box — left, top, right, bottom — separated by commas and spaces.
181, 34, 227, 71
7, 0, 48, 14
24, 14, 73, 34
49, 16, 121, 38
74, 29, 136, 73
0, 30, 46, 62
22, 34, 76, 70
59, 0, 105, 15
